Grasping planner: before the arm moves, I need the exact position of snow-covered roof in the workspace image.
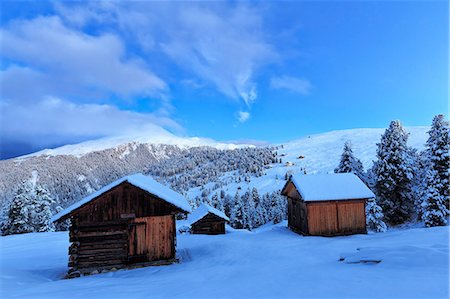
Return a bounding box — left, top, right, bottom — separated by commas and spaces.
284, 173, 375, 201
52, 173, 191, 222
187, 204, 230, 225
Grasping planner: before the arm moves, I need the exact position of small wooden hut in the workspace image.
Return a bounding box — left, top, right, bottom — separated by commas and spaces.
52, 173, 191, 278
281, 173, 374, 236
188, 204, 229, 235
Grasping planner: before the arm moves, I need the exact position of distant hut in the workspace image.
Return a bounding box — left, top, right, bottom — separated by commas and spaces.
52, 173, 191, 278
281, 173, 374, 236
188, 204, 229, 235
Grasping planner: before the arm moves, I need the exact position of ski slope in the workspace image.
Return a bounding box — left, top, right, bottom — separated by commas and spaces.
0, 223, 448, 299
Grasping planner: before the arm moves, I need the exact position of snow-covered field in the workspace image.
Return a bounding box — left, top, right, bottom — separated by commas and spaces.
1, 223, 448, 299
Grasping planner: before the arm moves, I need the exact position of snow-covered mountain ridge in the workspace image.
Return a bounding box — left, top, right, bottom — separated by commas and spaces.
0, 126, 429, 224
18, 128, 253, 159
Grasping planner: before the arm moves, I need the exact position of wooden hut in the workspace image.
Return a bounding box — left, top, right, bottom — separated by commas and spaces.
281, 173, 374, 236
188, 204, 229, 235
52, 173, 191, 278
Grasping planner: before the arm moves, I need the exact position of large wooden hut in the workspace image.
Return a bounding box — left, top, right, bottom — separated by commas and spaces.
52, 173, 191, 278
281, 173, 374, 236
188, 204, 229, 235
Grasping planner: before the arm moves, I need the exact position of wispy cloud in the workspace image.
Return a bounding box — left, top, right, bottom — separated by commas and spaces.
0, 16, 167, 103
56, 2, 278, 107
237, 111, 251, 123
270, 75, 312, 95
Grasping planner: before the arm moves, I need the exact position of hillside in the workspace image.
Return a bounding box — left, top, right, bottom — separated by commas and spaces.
0, 126, 429, 225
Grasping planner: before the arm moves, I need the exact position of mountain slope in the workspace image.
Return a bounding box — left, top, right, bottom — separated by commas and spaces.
0, 126, 429, 225
184, 126, 429, 198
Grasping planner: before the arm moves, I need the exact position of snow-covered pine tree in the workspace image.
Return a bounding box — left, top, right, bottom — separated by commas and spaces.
372, 120, 414, 225
421, 168, 449, 227
211, 193, 220, 209
2, 181, 34, 235
31, 185, 55, 232
241, 190, 255, 230
223, 194, 232, 218
231, 191, 244, 229
425, 114, 449, 211
334, 141, 365, 181
365, 197, 387, 232
260, 192, 272, 224
251, 188, 264, 227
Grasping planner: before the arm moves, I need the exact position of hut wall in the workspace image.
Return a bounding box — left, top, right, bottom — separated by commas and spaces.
191, 213, 226, 235
128, 215, 175, 262
306, 199, 367, 236
75, 182, 179, 223
66, 182, 181, 277
287, 198, 308, 234
68, 220, 128, 276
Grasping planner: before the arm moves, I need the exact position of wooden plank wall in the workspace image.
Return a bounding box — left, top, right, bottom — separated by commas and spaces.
288, 198, 308, 234
128, 215, 175, 261
307, 203, 338, 235
75, 182, 180, 223
306, 200, 366, 236
337, 201, 366, 234
68, 220, 128, 277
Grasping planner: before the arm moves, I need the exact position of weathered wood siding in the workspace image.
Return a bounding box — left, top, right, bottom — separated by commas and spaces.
307, 202, 338, 235
337, 201, 366, 234
68, 220, 128, 276
128, 215, 175, 262
74, 182, 180, 223
66, 182, 181, 277
306, 200, 366, 236
191, 213, 226, 235
287, 198, 308, 234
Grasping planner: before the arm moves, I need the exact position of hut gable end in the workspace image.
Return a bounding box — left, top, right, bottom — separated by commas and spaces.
74, 182, 183, 223
52, 173, 191, 222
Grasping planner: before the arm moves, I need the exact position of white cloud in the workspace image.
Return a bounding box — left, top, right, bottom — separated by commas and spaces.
0, 16, 167, 103
237, 111, 251, 123
270, 75, 312, 95
0, 98, 183, 148
56, 2, 277, 106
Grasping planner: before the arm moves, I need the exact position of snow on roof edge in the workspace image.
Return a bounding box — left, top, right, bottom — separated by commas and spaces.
286, 173, 375, 202
51, 173, 191, 222
187, 203, 230, 226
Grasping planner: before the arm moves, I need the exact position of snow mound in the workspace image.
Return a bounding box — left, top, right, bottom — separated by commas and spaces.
52, 173, 191, 222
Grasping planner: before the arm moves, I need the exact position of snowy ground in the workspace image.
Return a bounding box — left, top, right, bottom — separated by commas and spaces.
1, 223, 448, 299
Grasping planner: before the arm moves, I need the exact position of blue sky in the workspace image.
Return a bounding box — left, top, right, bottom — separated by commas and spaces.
0, 1, 448, 159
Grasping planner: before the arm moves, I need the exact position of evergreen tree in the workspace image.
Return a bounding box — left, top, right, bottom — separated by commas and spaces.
231, 191, 244, 229
425, 114, 449, 211
366, 197, 387, 232
241, 190, 255, 230
3, 181, 34, 235
223, 194, 232, 218
31, 185, 55, 232
251, 188, 264, 227
270, 191, 287, 224
421, 168, 449, 227
334, 141, 365, 181
372, 120, 414, 225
